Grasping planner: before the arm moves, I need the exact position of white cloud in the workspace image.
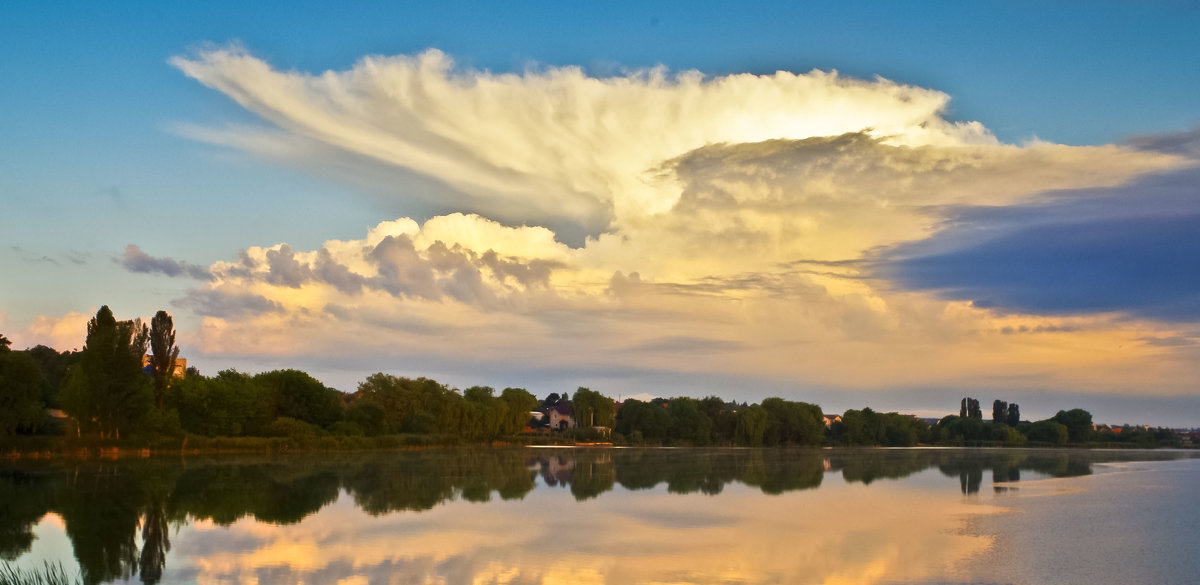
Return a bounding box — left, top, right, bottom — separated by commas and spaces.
171, 47, 1200, 397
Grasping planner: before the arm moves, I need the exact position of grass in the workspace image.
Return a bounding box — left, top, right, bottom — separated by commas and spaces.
0, 563, 81, 585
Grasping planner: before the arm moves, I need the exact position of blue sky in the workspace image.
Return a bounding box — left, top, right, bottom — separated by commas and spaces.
3, 1, 1199, 425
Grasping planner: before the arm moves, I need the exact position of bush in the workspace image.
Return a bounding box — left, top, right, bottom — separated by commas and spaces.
266, 417, 322, 439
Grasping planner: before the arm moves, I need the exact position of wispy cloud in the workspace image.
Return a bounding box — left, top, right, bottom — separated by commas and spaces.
123, 244, 213, 280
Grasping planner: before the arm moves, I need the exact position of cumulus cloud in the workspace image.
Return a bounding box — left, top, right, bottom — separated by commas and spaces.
6, 310, 93, 351
170, 47, 1200, 397
123, 244, 213, 280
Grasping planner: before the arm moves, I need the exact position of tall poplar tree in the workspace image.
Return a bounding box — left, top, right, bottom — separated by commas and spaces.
148, 310, 180, 409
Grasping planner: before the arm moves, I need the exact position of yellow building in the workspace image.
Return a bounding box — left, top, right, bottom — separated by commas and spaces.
141, 355, 187, 378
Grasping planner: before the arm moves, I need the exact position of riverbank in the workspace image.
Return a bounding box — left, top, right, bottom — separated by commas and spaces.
2, 434, 1191, 461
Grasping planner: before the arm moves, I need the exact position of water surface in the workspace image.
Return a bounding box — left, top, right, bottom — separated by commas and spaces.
2, 448, 1196, 584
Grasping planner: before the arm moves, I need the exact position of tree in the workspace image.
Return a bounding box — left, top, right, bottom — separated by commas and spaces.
344, 400, 386, 436
171, 370, 271, 436
1025, 420, 1068, 446
967, 398, 982, 420
60, 306, 152, 438
26, 344, 82, 408
499, 387, 537, 435
0, 335, 46, 435
148, 311, 180, 410
572, 387, 615, 428
255, 370, 343, 429
1053, 409, 1094, 443
1006, 403, 1020, 426
761, 398, 824, 446
614, 398, 670, 441
992, 400, 1008, 424
666, 397, 712, 445
736, 404, 767, 447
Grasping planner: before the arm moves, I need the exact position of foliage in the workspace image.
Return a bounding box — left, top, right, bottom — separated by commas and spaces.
666, 397, 712, 445
1023, 420, 1069, 446
147, 311, 180, 410
1053, 408, 1094, 443
1006, 403, 1021, 426
935, 415, 989, 444
833, 408, 926, 446
614, 398, 670, 442
760, 397, 823, 446
736, 404, 767, 447
0, 341, 46, 435
60, 306, 152, 439
571, 387, 615, 428
254, 370, 344, 429
499, 388, 537, 434
170, 370, 271, 437
344, 400, 386, 437
25, 345, 82, 408
960, 397, 982, 420
266, 416, 322, 439
992, 400, 1008, 423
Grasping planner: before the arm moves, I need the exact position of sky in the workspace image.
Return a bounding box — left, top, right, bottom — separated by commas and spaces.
3, 1, 1200, 425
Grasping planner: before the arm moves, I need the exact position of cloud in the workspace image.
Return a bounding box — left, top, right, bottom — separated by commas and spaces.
878, 164, 1200, 321
175, 289, 283, 319
123, 244, 213, 280
171, 46, 1003, 237
169, 47, 1200, 399
6, 310, 94, 351
1128, 127, 1200, 158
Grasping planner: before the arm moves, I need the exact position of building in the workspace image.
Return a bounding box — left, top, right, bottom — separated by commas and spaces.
141, 355, 187, 378
548, 400, 576, 430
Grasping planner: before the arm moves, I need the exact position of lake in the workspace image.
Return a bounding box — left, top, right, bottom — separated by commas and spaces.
2, 448, 1198, 585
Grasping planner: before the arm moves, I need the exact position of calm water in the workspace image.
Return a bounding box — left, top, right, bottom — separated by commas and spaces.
2, 448, 1198, 585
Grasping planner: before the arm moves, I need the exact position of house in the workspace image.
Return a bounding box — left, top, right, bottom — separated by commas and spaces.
822, 414, 843, 427
548, 400, 576, 431
141, 355, 187, 378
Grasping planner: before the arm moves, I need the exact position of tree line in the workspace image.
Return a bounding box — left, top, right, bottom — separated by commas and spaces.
0, 306, 1186, 448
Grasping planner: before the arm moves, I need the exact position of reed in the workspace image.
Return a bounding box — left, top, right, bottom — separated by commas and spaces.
0, 563, 81, 585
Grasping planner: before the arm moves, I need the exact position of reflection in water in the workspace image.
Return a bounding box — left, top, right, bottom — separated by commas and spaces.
1, 448, 1194, 584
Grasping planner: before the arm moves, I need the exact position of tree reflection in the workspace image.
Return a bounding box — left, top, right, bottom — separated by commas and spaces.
3, 447, 1195, 583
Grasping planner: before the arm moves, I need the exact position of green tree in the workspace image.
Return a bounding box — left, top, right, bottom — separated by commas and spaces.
255, 369, 344, 429
1025, 420, 1069, 446
1053, 408, 1094, 443
0, 335, 46, 435
667, 397, 712, 445
761, 397, 824, 446
736, 404, 768, 447
26, 344, 82, 408
345, 400, 387, 436
60, 306, 152, 438
572, 387, 615, 428
992, 400, 1008, 424
148, 310, 180, 410
499, 387, 537, 435
1006, 403, 1021, 426
614, 398, 670, 441
170, 370, 271, 436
